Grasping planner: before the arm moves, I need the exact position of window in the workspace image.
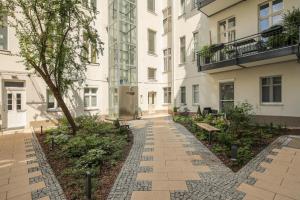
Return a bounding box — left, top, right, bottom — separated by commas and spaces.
148, 68, 156, 80
261, 76, 282, 103
180, 36, 186, 64
83, 32, 97, 64
163, 7, 172, 34
179, 0, 186, 16
193, 32, 199, 61
191, 0, 198, 10
163, 48, 172, 72
259, 0, 283, 31
84, 88, 98, 108
219, 17, 236, 43
46, 89, 58, 109
0, 15, 8, 50
220, 82, 234, 112
163, 87, 172, 104
16, 93, 22, 110
192, 85, 199, 104
148, 29, 156, 54
7, 93, 12, 111
148, 0, 155, 12
180, 86, 186, 104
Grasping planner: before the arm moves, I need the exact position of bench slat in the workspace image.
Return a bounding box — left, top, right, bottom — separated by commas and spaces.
196, 123, 220, 132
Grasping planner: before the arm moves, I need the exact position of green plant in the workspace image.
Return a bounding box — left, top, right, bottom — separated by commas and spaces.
212, 144, 228, 155
283, 7, 300, 44
227, 102, 254, 138
76, 148, 106, 169
200, 45, 214, 63
173, 106, 178, 113
217, 132, 234, 147
114, 119, 120, 128
237, 146, 253, 165
197, 106, 202, 117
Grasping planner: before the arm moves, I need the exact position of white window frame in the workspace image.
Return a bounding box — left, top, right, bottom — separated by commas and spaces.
46, 89, 59, 110
180, 36, 186, 64
163, 87, 172, 104
84, 88, 98, 109
261, 75, 282, 104
163, 48, 172, 72
0, 15, 8, 50
148, 29, 156, 54
193, 31, 199, 61
148, 67, 157, 81
192, 84, 199, 105
147, 0, 155, 13
163, 7, 172, 34
218, 17, 236, 43
258, 0, 284, 32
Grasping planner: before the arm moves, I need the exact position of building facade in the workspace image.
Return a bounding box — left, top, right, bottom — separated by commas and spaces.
0, 0, 299, 130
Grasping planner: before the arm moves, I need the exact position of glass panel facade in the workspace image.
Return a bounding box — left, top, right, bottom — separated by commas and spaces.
108, 0, 137, 118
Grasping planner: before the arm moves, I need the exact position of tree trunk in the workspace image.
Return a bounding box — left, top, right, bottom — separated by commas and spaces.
44, 78, 77, 135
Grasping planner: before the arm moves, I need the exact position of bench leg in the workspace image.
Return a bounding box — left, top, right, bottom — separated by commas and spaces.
208, 132, 211, 145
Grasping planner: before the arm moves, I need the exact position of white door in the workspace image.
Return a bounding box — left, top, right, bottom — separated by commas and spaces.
4, 88, 26, 129
148, 92, 156, 114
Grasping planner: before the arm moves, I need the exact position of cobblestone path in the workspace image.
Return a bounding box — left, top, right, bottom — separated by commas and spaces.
0, 130, 65, 200
108, 117, 300, 200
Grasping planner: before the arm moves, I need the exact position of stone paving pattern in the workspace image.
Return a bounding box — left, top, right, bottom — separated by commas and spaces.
109, 117, 300, 200
0, 130, 65, 200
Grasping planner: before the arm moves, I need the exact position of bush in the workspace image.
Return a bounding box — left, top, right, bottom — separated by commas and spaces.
76, 148, 106, 168
237, 146, 253, 165
283, 8, 300, 44
217, 132, 234, 147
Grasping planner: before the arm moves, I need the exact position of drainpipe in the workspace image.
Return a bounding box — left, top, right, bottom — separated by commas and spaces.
298, 25, 300, 61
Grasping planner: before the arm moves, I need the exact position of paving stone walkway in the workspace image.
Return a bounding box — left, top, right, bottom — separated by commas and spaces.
108, 117, 300, 200
0, 130, 65, 200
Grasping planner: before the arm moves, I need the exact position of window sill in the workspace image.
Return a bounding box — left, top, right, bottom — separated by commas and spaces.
260, 103, 283, 106
147, 10, 157, 15
148, 79, 157, 82
0, 49, 12, 55
47, 108, 61, 113
148, 52, 158, 57
162, 71, 172, 74
84, 108, 99, 111
162, 103, 171, 106
178, 63, 186, 67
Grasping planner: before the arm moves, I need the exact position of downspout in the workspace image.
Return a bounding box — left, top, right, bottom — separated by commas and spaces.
298, 25, 300, 62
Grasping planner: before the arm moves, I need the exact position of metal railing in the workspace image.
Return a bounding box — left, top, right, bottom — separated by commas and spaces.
197, 25, 300, 68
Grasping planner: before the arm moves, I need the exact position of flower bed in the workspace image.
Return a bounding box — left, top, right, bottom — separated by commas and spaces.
173, 103, 288, 172
37, 115, 133, 200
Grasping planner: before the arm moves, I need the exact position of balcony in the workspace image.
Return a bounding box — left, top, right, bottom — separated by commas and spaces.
197, 25, 300, 73
197, 0, 246, 17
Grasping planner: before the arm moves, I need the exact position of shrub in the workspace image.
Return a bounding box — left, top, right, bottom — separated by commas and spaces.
237, 146, 253, 165
46, 133, 70, 145
62, 137, 89, 157
212, 144, 228, 155
283, 8, 300, 44
217, 132, 234, 147
114, 119, 120, 128
76, 148, 106, 169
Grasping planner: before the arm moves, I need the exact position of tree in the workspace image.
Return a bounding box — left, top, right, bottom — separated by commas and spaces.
0, 0, 104, 134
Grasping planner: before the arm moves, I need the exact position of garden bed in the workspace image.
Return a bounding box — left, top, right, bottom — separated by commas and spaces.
173, 103, 288, 172
37, 116, 133, 200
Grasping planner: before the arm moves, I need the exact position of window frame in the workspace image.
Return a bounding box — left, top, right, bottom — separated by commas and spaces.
260, 75, 282, 104
46, 89, 59, 110
84, 88, 98, 109
163, 48, 172, 72
0, 15, 8, 51
147, 0, 156, 13
193, 31, 199, 61
163, 87, 172, 104
148, 67, 157, 81
258, 0, 284, 32
180, 86, 186, 105
218, 16, 236, 43
180, 36, 186, 64
148, 29, 156, 55
163, 7, 172, 34
192, 84, 200, 105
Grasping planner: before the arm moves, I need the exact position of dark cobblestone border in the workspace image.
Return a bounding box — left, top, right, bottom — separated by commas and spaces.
107, 121, 150, 200
31, 130, 66, 200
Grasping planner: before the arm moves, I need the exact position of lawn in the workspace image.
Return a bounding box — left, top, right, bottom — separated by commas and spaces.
37, 116, 132, 200
173, 103, 288, 172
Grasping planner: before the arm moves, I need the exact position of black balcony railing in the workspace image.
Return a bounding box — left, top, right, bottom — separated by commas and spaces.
197, 25, 300, 71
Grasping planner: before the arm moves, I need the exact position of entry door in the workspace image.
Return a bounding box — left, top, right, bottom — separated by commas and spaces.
220, 82, 234, 113
4, 89, 26, 129
148, 92, 156, 114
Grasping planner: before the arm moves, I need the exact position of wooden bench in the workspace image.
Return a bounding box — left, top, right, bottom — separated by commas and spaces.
196, 123, 220, 145
119, 121, 130, 129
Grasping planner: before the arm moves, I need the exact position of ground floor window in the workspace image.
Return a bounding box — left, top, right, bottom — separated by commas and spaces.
192, 84, 199, 104
261, 76, 282, 103
220, 82, 234, 112
163, 87, 171, 104
46, 89, 58, 109
180, 86, 186, 104
84, 88, 98, 108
